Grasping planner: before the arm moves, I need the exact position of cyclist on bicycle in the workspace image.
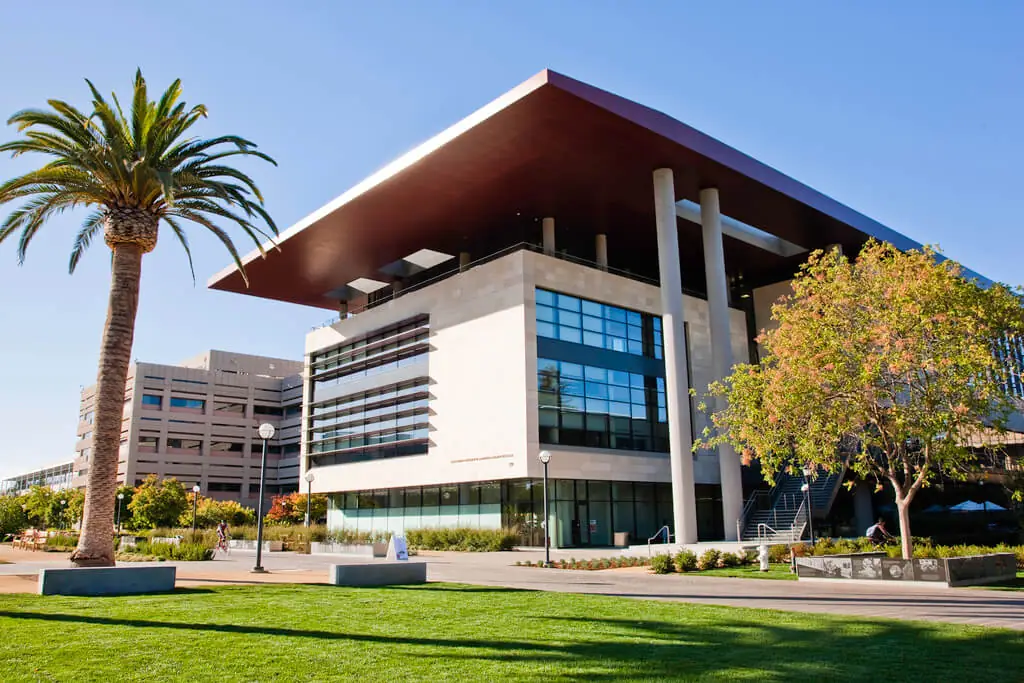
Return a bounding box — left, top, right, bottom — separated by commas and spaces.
216, 521, 230, 553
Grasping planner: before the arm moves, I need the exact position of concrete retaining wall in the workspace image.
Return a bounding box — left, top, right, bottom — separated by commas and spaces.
796, 552, 1016, 587
228, 540, 284, 552
329, 562, 426, 586
39, 566, 176, 596
311, 542, 388, 557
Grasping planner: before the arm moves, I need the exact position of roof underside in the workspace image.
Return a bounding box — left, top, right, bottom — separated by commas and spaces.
209, 69, 973, 310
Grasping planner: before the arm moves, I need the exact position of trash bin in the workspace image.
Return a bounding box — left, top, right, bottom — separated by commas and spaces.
613, 531, 630, 547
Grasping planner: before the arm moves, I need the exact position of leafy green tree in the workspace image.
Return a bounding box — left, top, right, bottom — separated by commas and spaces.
0, 72, 277, 566
699, 241, 1024, 559
20, 486, 57, 528
114, 484, 135, 530
127, 476, 188, 530
0, 495, 29, 538
181, 497, 256, 528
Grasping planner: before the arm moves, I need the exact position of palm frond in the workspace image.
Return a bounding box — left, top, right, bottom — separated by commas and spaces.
0, 71, 278, 277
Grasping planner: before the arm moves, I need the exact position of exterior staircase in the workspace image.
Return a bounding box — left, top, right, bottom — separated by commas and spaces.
737, 467, 845, 543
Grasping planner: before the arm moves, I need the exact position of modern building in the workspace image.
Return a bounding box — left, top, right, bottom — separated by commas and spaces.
73, 350, 303, 507
208, 69, 997, 546
1, 460, 74, 496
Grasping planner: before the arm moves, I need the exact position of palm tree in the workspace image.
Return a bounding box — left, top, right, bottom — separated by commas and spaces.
0, 71, 277, 566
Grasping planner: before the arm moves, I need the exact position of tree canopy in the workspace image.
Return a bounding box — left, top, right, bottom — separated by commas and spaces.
698, 241, 1024, 558
127, 475, 188, 530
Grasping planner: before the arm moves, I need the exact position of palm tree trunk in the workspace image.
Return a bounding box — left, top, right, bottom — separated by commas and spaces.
70, 243, 144, 567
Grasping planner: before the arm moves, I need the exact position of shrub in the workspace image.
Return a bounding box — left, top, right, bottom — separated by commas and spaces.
405, 528, 518, 552
767, 544, 791, 564
650, 553, 675, 574
696, 549, 721, 571
45, 533, 78, 550
135, 540, 213, 561
674, 549, 698, 572
0, 496, 29, 539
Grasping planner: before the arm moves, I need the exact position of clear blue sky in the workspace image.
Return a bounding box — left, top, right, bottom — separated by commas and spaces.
1, 1, 1022, 478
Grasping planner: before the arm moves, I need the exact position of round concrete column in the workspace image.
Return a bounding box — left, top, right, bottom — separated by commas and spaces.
653, 168, 698, 544
459, 252, 471, 272
595, 234, 608, 270
542, 217, 556, 255
700, 187, 743, 540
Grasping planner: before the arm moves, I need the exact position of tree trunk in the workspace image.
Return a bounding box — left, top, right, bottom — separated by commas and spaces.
896, 500, 914, 560
70, 243, 144, 567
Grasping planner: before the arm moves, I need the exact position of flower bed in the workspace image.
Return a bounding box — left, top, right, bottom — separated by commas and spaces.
515, 556, 651, 570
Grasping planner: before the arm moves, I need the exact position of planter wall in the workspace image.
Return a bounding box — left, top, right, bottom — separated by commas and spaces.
796, 552, 1016, 587
310, 542, 388, 557
228, 539, 284, 552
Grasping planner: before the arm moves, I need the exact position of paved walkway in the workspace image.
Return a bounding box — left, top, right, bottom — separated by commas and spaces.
2, 545, 1021, 630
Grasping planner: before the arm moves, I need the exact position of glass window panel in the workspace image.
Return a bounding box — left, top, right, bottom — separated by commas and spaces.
421, 487, 439, 507
536, 321, 556, 338
630, 388, 646, 404
631, 404, 647, 419
607, 337, 627, 353
610, 416, 632, 434
628, 340, 644, 356
630, 373, 645, 389
612, 482, 634, 501
538, 390, 559, 408
479, 481, 501, 504
658, 408, 667, 422
585, 398, 608, 414
508, 480, 533, 503
581, 300, 602, 316
608, 370, 630, 387
539, 408, 559, 426
606, 321, 627, 337
633, 420, 652, 435
538, 358, 558, 374
441, 485, 458, 506
561, 394, 584, 412
584, 382, 608, 399
561, 379, 584, 396
654, 346, 663, 360
583, 331, 604, 348
585, 414, 608, 432
554, 479, 575, 500
627, 311, 642, 326
609, 386, 631, 402
557, 311, 581, 329
589, 480, 611, 500
627, 324, 642, 341
606, 307, 627, 323
536, 289, 555, 306
389, 489, 404, 508
653, 317, 662, 330
609, 401, 631, 417
584, 366, 607, 382
536, 305, 555, 323
405, 487, 422, 507
582, 315, 603, 332
562, 412, 584, 429
556, 293, 580, 311
560, 363, 583, 379
558, 327, 582, 344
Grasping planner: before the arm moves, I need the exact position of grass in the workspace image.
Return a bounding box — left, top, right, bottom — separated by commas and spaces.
1, 584, 1023, 681
687, 563, 797, 580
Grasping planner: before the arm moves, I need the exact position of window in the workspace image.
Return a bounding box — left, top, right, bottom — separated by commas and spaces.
253, 405, 284, 417
283, 403, 302, 418
207, 482, 241, 492
143, 375, 165, 381
80, 447, 91, 460
141, 394, 162, 408
173, 378, 208, 385
80, 431, 92, 441
210, 441, 244, 453
214, 401, 246, 415
166, 437, 202, 454
138, 435, 159, 452
536, 289, 649, 357
537, 357, 668, 452
310, 316, 430, 392
169, 397, 206, 412
81, 410, 95, 424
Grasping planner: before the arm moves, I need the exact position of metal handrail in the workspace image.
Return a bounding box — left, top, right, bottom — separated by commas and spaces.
647, 525, 672, 557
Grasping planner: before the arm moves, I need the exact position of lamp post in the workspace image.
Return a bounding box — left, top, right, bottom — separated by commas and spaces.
60, 499, 67, 530
253, 422, 275, 573
538, 450, 552, 567
116, 493, 125, 533
304, 471, 315, 527
191, 484, 201, 534
802, 466, 815, 545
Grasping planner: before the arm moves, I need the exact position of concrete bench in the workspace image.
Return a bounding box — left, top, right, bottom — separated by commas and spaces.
39, 566, 176, 596
328, 562, 426, 587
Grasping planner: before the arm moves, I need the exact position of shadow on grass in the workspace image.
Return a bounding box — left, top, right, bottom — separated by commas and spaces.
1, 598, 1023, 681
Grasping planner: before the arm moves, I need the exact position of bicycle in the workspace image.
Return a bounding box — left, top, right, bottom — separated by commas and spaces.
214, 534, 230, 557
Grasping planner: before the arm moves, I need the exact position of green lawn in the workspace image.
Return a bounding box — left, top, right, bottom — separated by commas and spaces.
1, 584, 1022, 681
685, 563, 797, 580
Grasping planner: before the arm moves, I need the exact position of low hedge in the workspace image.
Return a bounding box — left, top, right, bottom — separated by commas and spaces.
404, 528, 518, 552
516, 556, 650, 570
769, 539, 1024, 570
134, 540, 213, 561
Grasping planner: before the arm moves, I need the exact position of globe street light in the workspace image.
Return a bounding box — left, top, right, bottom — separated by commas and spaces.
538, 450, 552, 567
253, 422, 276, 573
116, 492, 125, 533
191, 484, 201, 534
60, 499, 67, 530
802, 466, 815, 545
304, 471, 315, 527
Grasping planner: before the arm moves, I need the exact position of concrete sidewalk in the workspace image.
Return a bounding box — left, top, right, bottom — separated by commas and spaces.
2, 545, 1021, 630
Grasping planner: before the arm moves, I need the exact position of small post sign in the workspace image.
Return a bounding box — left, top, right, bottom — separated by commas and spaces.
387, 535, 409, 561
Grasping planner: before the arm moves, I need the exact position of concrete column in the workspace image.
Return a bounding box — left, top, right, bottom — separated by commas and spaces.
392, 280, 403, 295
338, 301, 349, 319
854, 481, 874, 534
653, 168, 698, 544
700, 187, 743, 541
595, 234, 608, 271
459, 252, 471, 272
542, 217, 556, 255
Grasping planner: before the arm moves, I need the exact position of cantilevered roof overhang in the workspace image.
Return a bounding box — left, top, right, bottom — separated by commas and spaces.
208, 69, 984, 309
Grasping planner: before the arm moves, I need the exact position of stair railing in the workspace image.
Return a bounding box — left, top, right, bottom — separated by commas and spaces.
647, 525, 672, 557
